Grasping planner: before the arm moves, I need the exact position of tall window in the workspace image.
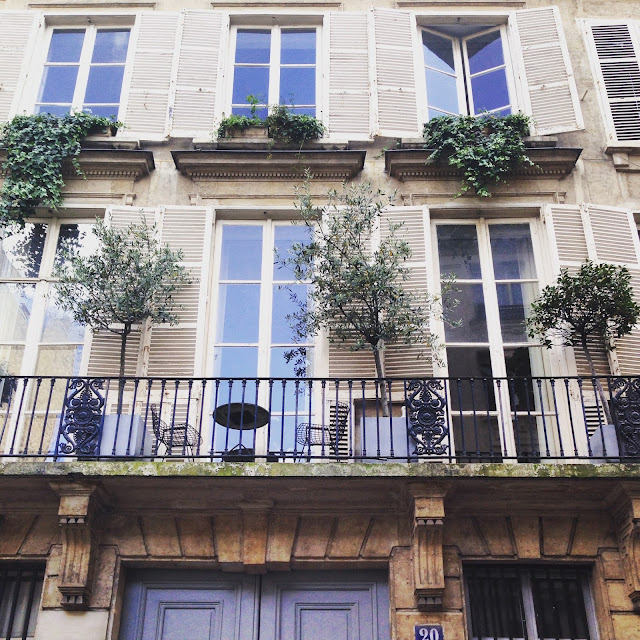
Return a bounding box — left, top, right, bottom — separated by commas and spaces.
0, 221, 97, 380
465, 565, 598, 640
434, 221, 542, 458
35, 27, 131, 118
231, 27, 317, 117
421, 26, 512, 119
0, 565, 44, 640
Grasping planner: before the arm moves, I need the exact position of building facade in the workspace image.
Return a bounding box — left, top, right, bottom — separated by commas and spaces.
1, 0, 640, 638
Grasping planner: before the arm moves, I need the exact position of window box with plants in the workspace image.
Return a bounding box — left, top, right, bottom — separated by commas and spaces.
384, 113, 582, 189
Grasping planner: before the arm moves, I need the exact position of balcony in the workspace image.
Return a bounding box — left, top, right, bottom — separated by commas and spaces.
0, 375, 638, 464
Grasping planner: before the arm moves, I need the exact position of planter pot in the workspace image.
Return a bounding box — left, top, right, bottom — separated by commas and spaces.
589, 423, 619, 460
360, 416, 410, 462
228, 125, 269, 140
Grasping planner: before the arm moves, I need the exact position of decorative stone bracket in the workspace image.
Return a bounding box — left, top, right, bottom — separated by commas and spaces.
614, 487, 640, 613
49, 481, 104, 611
410, 484, 447, 611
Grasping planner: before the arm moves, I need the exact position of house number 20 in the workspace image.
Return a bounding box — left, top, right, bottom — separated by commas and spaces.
415, 625, 443, 640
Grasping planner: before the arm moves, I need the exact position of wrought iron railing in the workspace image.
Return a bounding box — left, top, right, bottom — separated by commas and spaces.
0, 375, 638, 462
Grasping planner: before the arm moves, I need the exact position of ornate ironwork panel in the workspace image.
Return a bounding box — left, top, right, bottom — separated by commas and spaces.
59, 379, 105, 456
612, 377, 640, 457
406, 379, 448, 456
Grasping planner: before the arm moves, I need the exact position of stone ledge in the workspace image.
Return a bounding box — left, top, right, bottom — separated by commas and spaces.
605, 144, 640, 172
171, 149, 366, 181
385, 146, 582, 182
0, 147, 155, 181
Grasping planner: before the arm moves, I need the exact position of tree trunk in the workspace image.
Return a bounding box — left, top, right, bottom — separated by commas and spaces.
581, 336, 612, 425
373, 343, 390, 417
116, 327, 130, 414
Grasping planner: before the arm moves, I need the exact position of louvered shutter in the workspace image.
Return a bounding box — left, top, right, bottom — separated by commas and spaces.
379, 206, 432, 377
327, 12, 371, 140
123, 13, 179, 140
170, 10, 227, 138
544, 204, 610, 377
584, 204, 640, 375
512, 7, 583, 135
0, 12, 39, 121
146, 206, 213, 378
86, 207, 158, 378
373, 8, 420, 137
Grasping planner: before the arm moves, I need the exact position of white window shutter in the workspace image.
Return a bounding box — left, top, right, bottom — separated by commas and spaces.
0, 12, 39, 121
327, 12, 371, 140
124, 13, 180, 140
587, 23, 640, 142
373, 8, 420, 137
170, 10, 227, 138
146, 206, 214, 378
379, 206, 433, 377
513, 7, 583, 135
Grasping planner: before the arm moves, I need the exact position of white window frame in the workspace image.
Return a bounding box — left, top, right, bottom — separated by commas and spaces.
417, 19, 519, 123
23, 18, 135, 121
226, 23, 323, 120
583, 19, 640, 146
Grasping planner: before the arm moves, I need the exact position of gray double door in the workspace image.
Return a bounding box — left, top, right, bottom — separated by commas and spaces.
119, 569, 390, 640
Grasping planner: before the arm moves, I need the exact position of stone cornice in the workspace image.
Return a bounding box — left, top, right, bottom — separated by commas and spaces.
171, 149, 366, 181
385, 146, 582, 182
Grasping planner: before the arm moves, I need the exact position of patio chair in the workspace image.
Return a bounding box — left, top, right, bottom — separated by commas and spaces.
295, 402, 350, 460
150, 404, 201, 457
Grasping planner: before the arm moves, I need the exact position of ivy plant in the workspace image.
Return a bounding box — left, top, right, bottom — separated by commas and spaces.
0, 112, 121, 231
422, 113, 533, 197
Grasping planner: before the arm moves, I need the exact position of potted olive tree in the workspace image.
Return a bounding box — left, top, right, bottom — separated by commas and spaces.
53, 218, 190, 455
526, 261, 640, 456
278, 180, 449, 457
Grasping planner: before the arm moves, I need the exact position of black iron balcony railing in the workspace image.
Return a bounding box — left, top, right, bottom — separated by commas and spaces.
0, 375, 639, 462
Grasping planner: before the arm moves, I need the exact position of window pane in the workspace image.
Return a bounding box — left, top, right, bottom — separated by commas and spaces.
446, 347, 495, 411
281, 30, 316, 65
232, 67, 269, 106
81, 105, 119, 118
422, 30, 455, 73
0, 224, 47, 278
466, 30, 504, 74
496, 283, 537, 342
273, 225, 311, 281
47, 30, 84, 62
425, 69, 459, 113
216, 284, 260, 342
270, 347, 312, 410
35, 105, 71, 117
280, 67, 315, 106
444, 284, 487, 342
471, 68, 510, 113
0, 284, 35, 341
92, 30, 130, 63
0, 345, 25, 377
37, 66, 78, 104
272, 284, 307, 343
504, 347, 536, 413
84, 66, 125, 104
36, 345, 83, 376
41, 296, 85, 343
231, 106, 268, 118
437, 225, 481, 279
286, 106, 316, 116
453, 414, 502, 460
213, 346, 258, 378
219, 226, 263, 280
490, 224, 536, 280
54, 224, 98, 271
235, 30, 271, 63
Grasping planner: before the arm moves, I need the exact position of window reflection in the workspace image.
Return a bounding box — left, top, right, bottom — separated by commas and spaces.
0, 224, 47, 278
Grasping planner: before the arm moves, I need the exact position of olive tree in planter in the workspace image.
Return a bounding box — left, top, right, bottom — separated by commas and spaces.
53, 218, 190, 454
278, 181, 447, 421
526, 261, 640, 450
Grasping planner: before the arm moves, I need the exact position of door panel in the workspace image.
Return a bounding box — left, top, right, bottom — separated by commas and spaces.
119, 570, 390, 640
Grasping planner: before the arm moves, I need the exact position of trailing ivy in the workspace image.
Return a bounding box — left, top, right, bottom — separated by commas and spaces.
422, 113, 533, 197
0, 112, 121, 230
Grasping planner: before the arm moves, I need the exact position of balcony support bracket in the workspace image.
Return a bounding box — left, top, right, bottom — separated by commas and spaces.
410, 483, 447, 611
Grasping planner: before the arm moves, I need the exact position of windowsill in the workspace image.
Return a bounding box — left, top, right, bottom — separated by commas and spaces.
385, 138, 582, 182
605, 143, 640, 172
172, 146, 365, 180
0, 145, 155, 182
194, 137, 350, 152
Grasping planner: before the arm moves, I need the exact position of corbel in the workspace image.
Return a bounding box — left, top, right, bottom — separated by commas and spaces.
49, 480, 105, 611
613, 485, 640, 613
409, 483, 448, 611
240, 499, 274, 573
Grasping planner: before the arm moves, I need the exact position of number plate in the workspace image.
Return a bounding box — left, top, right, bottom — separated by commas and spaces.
415, 625, 443, 640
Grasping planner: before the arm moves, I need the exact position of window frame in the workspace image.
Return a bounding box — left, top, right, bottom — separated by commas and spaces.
417, 19, 518, 123
25, 18, 135, 121
226, 22, 323, 120
463, 564, 600, 640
